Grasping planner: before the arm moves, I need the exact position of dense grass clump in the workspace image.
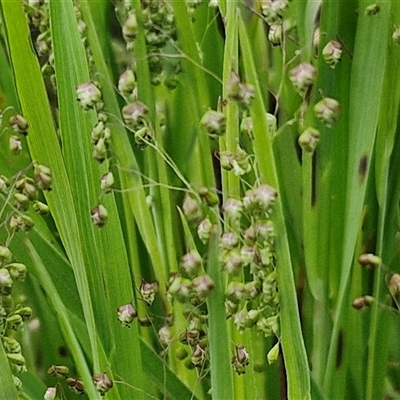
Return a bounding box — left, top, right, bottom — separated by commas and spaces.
1, 1, 400, 399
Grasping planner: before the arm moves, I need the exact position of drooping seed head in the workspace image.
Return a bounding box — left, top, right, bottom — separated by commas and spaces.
313, 97, 340, 128
192, 274, 214, 298
44, 387, 57, 400
268, 23, 283, 46
9, 114, 29, 135
389, 274, 400, 295
289, 62, 317, 96
122, 101, 148, 130
322, 40, 342, 69
118, 69, 136, 95
358, 253, 381, 268
139, 279, 158, 305
0, 245, 13, 265
222, 198, 243, 225
122, 11, 138, 42
197, 217, 213, 243
298, 127, 320, 153
93, 372, 114, 395
2, 336, 21, 353
393, 27, 400, 44
0, 268, 12, 295
117, 303, 137, 327
8, 263, 27, 282
235, 344, 250, 365
7, 353, 27, 373
200, 109, 226, 136
351, 295, 374, 310
47, 364, 69, 378
90, 204, 108, 227
66, 378, 85, 395
168, 274, 192, 303
76, 82, 102, 110
9, 136, 22, 155
100, 172, 114, 194
181, 250, 203, 277
34, 163, 52, 190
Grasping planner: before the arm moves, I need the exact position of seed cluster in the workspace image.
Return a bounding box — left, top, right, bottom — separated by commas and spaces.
0, 111, 53, 393
122, 0, 180, 87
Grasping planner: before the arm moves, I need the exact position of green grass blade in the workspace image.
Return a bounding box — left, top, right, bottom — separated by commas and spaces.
24, 238, 100, 399
1, 0, 102, 381
0, 343, 18, 399
49, 2, 144, 397
323, 1, 390, 396
238, 11, 311, 400
206, 227, 234, 400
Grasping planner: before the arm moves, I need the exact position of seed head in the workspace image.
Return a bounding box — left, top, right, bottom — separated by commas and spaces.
268, 24, 283, 46
200, 109, 226, 136
167, 274, 192, 303
220, 232, 239, 250
219, 150, 234, 171
0, 268, 12, 295
222, 198, 243, 225
322, 40, 342, 69
191, 343, 207, 366
0, 245, 13, 265
389, 274, 400, 295
122, 101, 148, 130
66, 378, 84, 395
122, 11, 138, 42
118, 69, 136, 95
139, 279, 158, 305
235, 344, 250, 366
9, 114, 29, 135
93, 137, 108, 162
261, 0, 288, 23
298, 127, 320, 153
93, 372, 114, 395
364, 4, 380, 16
358, 253, 381, 268
192, 274, 214, 298
289, 62, 317, 96
47, 365, 69, 378
313, 97, 340, 128
351, 295, 374, 310
90, 204, 108, 227
7, 263, 27, 282
182, 194, 202, 223
7, 353, 27, 373
393, 27, 400, 44
76, 82, 102, 110
2, 336, 21, 354
9, 136, 22, 155
181, 250, 203, 277
158, 325, 171, 347
225, 281, 245, 303
34, 163, 52, 190
13, 193, 30, 211
44, 387, 57, 400
117, 303, 137, 327
100, 172, 114, 194
197, 217, 213, 243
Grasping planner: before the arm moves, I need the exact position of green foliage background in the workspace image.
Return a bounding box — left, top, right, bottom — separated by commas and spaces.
1, 1, 400, 399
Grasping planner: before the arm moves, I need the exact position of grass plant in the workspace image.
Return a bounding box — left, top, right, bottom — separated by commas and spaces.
1, 1, 400, 399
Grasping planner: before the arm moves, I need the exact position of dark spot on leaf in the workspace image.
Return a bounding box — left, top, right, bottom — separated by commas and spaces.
58, 346, 69, 358
311, 152, 317, 206
358, 156, 368, 182
336, 330, 344, 368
